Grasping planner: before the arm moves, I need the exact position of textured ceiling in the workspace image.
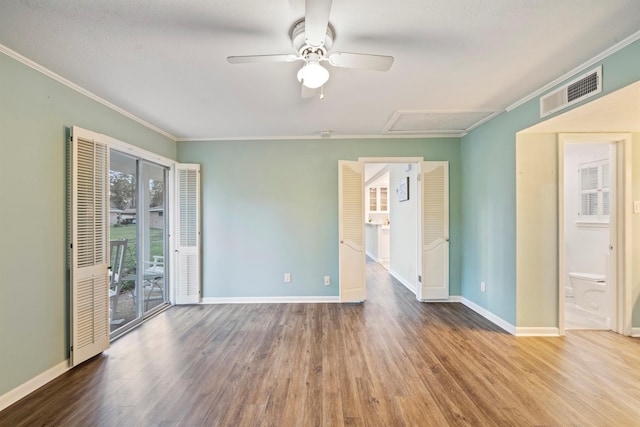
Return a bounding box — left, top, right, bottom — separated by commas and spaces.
1, 0, 640, 141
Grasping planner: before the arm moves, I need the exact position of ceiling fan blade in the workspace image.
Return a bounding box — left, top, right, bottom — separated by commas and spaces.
328, 52, 394, 71
305, 0, 333, 47
227, 54, 300, 64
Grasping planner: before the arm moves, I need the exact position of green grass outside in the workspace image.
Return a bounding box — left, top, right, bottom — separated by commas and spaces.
110, 224, 164, 276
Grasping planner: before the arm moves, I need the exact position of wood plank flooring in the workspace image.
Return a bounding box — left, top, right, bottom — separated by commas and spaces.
2, 259, 640, 426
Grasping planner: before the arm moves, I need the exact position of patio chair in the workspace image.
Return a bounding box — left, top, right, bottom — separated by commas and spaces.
143, 255, 164, 308
109, 239, 128, 325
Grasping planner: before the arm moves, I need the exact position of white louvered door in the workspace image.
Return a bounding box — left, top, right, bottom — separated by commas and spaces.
70, 127, 110, 366
338, 160, 365, 302
175, 164, 200, 304
419, 161, 449, 300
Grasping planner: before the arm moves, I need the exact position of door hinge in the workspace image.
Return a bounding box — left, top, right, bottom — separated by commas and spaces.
418, 275, 422, 283
417, 175, 422, 181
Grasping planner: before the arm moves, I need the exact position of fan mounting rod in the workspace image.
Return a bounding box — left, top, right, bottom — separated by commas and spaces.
291, 19, 334, 60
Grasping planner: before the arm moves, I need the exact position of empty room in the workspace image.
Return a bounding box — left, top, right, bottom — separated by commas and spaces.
1, 1, 640, 426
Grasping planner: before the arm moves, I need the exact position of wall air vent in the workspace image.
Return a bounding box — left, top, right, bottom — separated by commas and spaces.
540, 65, 602, 118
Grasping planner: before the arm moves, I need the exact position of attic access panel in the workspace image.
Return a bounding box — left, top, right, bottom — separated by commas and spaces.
383, 110, 500, 136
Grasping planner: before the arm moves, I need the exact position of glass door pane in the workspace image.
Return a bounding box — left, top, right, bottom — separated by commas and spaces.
109, 152, 169, 338
109, 151, 140, 334
141, 162, 168, 314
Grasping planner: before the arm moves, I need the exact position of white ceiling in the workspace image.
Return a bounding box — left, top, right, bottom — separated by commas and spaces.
2, 1, 640, 141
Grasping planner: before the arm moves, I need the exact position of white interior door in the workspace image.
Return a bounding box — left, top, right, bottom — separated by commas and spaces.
418, 161, 449, 300
339, 160, 365, 302
70, 126, 110, 366
175, 164, 201, 304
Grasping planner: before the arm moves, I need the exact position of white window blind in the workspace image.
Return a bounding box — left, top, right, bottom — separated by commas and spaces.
578, 159, 609, 223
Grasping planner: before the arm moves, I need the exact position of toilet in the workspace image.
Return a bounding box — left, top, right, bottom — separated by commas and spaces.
567, 272, 608, 323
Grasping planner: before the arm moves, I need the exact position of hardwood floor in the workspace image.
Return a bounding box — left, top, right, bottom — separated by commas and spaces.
2, 260, 640, 426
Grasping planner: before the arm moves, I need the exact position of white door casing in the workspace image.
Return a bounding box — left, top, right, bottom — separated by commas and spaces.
339, 160, 366, 302
70, 126, 110, 366
175, 164, 201, 304
418, 161, 450, 300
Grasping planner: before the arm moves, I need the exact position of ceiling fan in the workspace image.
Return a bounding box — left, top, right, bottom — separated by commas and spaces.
227, 0, 394, 95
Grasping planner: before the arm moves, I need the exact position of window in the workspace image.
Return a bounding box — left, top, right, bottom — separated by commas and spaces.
578, 159, 609, 224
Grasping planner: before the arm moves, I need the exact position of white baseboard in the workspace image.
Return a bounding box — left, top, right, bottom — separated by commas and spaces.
631, 327, 640, 338
388, 269, 416, 294
365, 251, 377, 261
418, 295, 462, 302
460, 297, 517, 335
0, 360, 69, 411
201, 296, 340, 304
515, 327, 560, 337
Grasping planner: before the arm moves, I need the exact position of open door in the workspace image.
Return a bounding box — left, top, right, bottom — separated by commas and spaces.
418, 161, 449, 300
339, 160, 366, 302
69, 127, 110, 366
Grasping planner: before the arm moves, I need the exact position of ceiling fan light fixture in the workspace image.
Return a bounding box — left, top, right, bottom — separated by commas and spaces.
297, 61, 329, 89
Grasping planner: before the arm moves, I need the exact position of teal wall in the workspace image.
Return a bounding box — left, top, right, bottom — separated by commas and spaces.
177, 138, 462, 299
0, 53, 175, 397
461, 39, 640, 327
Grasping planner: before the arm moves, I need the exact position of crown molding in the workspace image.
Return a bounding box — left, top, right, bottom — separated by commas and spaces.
177, 133, 463, 142
0, 43, 177, 142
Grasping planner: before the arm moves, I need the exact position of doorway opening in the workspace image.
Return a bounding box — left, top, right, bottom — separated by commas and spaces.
558, 133, 630, 335
561, 140, 615, 330
339, 157, 449, 303
109, 149, 170, 338
364, 162, 419, 294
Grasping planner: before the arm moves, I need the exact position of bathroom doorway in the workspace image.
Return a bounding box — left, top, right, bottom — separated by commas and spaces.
559, 134, 626, 332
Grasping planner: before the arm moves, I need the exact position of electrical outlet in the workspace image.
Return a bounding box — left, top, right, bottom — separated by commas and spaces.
284, 273, 291, 283
324, 276, 331, 286
481, 281, 486, 292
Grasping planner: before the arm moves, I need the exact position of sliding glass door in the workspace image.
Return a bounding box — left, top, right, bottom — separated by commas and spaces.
109, 151, 169, 337
140, 161, 168, 315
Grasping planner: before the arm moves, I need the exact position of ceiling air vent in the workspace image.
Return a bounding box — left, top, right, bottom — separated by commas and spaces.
540, 65, 602, 118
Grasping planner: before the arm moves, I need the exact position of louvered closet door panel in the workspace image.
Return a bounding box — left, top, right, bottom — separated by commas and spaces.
420, 161, 449, 300
339, 160, 365, 302
176, 165, 200, 304
70, 128, 110, 366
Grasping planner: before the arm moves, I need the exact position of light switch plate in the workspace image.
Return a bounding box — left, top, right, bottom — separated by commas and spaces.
634, 201, 640, 213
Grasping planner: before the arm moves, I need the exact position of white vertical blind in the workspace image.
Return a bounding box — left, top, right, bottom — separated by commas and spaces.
341, 164, 364, 246
424, 164, 446, 246
70, 126, 110, 366
175, 164, 200, 304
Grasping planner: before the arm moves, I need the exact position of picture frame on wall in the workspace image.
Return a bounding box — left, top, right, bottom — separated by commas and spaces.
398, 176, 409, 202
